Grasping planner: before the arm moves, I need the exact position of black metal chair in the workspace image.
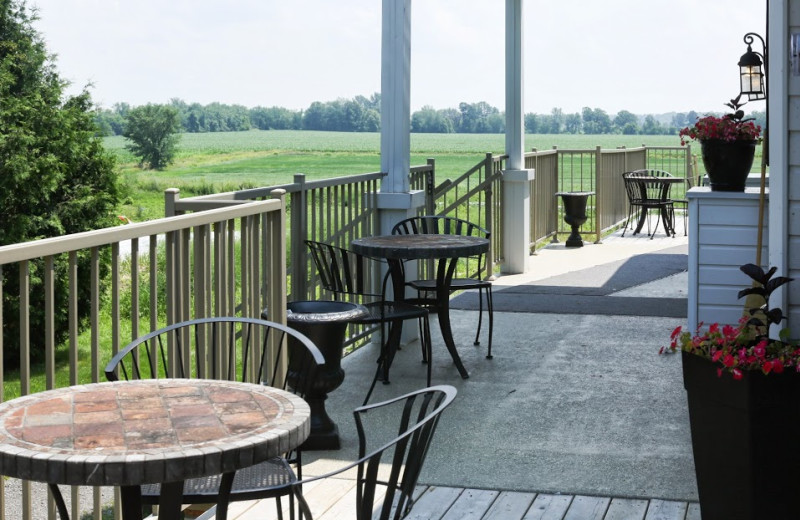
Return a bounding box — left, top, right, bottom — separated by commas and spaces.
391, 216, 494, 359
304, 240, 432, 406
288, 385, 457, 520
622, 170, 675, 239
669, 173, 692, 237
102, 316, 326, 520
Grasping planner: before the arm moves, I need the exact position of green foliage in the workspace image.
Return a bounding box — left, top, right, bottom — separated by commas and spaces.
303, 95, 380, 132
0, 0, 120, 369
123, 103, 182, 169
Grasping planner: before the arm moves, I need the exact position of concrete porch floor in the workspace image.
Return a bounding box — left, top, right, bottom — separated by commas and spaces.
218, 220, 701, 519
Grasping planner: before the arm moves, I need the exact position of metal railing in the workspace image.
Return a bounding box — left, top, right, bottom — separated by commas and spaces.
0, 196, 287, 520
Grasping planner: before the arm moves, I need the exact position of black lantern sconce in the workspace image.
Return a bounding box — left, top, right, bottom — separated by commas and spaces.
739, 32, 766, 101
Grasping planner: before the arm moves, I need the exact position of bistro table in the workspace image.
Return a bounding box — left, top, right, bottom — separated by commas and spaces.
351, 233, 490, 379
629, 175, 684, 237
0, 379, 310, 520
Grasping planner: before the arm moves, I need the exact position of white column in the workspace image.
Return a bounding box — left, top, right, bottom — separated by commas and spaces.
378, 0, 423, 236
502, 0, 534, 273
377, 0, 423, 346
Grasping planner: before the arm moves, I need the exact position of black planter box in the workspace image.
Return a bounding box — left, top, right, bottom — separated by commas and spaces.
682, 351, 800, 519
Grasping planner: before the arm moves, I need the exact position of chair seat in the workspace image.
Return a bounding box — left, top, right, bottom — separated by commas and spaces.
140, 446, 296, 504
408, 277, 490, 292
354, 300, 429, 324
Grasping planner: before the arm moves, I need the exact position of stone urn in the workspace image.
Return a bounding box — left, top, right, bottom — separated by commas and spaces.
266, 300, 367, 450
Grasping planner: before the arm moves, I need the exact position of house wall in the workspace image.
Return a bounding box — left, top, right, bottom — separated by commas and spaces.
787, 0, 800, 328
688, 189, 768, 331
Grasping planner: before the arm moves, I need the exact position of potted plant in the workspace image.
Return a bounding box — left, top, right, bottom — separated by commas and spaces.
678, 95, 762, 192
662, 264, 800, 520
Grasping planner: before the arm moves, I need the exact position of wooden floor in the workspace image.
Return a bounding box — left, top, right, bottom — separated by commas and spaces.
209, 480, 701, 520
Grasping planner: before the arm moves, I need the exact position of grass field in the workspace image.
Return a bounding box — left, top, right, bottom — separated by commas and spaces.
110, 129, 694, 219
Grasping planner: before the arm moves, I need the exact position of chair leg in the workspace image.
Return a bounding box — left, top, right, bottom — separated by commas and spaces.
364, 322, 397, 406
649, 207, 662, 239
622, 206, 636, 237
363, 359, 383, 406
485, 287, 494, 359
417, 316, 428, 364
473, 288, 484, 346
422, 313, 432, 387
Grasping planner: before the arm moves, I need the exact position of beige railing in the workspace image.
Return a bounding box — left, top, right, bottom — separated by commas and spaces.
521, 145, 693, 247
0, 195, 287, 520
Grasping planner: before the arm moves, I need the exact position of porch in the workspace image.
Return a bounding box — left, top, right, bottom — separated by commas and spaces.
208, 223, 697, 519
0, 151, 696, 519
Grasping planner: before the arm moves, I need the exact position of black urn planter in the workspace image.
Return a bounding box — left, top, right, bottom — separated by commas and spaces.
682, 351, 800, 519
700, 139, 757, 192
272, 301, 367, 450
556, 191, 594, 247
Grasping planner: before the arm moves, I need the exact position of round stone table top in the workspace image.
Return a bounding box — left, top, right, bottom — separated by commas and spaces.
0, 379, 310, 487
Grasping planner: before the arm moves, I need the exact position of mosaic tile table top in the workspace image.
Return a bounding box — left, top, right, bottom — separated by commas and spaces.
0, 379, 310, 487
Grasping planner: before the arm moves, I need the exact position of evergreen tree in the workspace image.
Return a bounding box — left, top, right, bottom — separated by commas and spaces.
0, 0, 120, 368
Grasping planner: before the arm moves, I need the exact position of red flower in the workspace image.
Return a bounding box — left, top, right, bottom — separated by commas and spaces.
671, 326, 682, 340
722, 354, 735, 368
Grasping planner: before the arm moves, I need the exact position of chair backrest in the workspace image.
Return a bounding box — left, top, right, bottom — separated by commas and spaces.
305, 240, 384, 301
104, 316, 326, 399
622, 171, 645, 203
292, 385, 458, 520
391, 216, 489, 280
623, 170, 673, 202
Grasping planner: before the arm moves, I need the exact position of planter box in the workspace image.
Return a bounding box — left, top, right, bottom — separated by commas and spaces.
682, 351, 800, 519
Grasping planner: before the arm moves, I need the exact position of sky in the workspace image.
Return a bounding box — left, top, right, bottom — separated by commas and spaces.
30, 0, 767, 116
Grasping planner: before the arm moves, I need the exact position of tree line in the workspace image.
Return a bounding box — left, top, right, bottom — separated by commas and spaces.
95, 94, 767, 137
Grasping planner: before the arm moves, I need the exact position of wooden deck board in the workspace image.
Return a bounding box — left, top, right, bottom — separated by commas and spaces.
685, 503, 702, 520
440, 488, 499, 520
405, 486, 463, 519
482, 491, 537, 519
220, 485, 699, 520
563, 495, 611, 520
523, 494, 573, 520
644, 499, 687, 520
605, 498, 649, 520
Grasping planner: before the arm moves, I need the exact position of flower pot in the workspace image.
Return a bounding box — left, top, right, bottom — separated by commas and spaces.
682, 351, 800, 519
700, 139, 757, 192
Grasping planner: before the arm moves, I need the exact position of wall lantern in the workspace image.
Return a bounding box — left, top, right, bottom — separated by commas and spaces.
739, 32, 766, 101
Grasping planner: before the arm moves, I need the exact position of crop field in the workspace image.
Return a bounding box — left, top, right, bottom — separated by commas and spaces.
109, 129, 763, 221
109, 130, 690, 211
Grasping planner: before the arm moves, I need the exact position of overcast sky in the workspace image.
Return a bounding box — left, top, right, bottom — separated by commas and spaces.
31, 0, 767, 116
